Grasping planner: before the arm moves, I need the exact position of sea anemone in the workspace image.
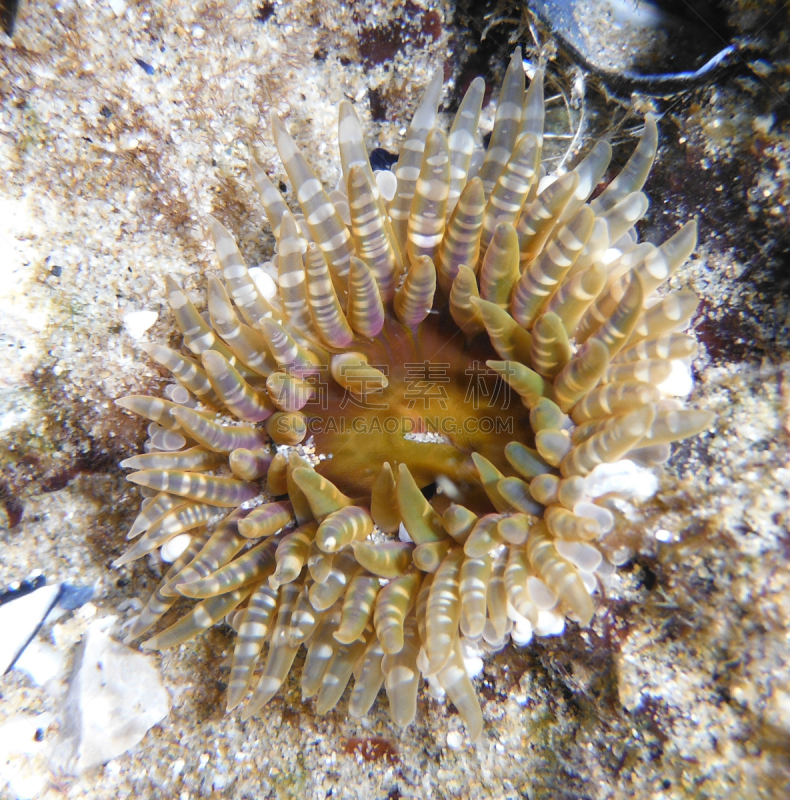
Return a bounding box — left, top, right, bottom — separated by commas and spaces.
115, 49, 713, 743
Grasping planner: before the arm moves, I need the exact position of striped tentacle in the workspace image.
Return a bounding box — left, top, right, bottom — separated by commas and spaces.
120, 447, 225, 473
170, 405, 269, 453
590, 114, 658, 215
511, 205, 595, 328
250, 156, 289, 240
303, 242, 355, 348
449, 264, 485, 340
270, 113, 355, 297
330, 352, 388, 398
543, 261, 608, 337
348, 638, 386, 718
209, 217, 281, 327
626, 290, 700, 349
552, 338, 611, 413
290, 467, 353, 522
396, 463, 446, 544
613, 332, 698, 364
177, 536, 279, 599
436, 177, 485, 293
599, 191, 650, 244
480, 132, 540, 255
556, 140, 612, 225
113, 500, 217, 566
530, 312, 573, 380
373, 570, 422, 654
238, 500, 294, 539
265, 371, 314, 413
316, 506, 374, 553
515, 171, 580, 270
446, 76, 485, 214
388, 69, 444, 251
486, 360, 548, 409
370, 462, 400, 534
139, 342, 220, 408
470, 297, 532, 365
201, 350, 275, 422
520, 67, 545, 146
257, 317, 326, 375
477, 48, 526, 198
115, 395, 190, 434
242, 582, 301, 719
309, 550, 359, 611
206, 276, 278, 376
526, 523, 593, 625
277, 211, 316, 336
126, 469, 258, 507
425, 546, 464, 673
479, 221, 520, 308
338, 100, 404, 271
394, 254, 436, 328
406, 127, 450, 267
226, 582, 279, 710
161, 510, 250, 596
142, 587, 253, 650
124, 530, 211, 643
346, 257, 385, 338
229, 447, 273, 481
346, 164, 400, 302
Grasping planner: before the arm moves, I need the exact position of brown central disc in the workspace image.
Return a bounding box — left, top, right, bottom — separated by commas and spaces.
306, 310, 531, 509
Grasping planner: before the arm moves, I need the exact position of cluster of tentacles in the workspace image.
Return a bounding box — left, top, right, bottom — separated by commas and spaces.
115, 49, 713, 742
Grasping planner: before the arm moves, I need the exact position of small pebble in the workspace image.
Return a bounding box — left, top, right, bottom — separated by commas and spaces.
446, 730, 463, 750
753, 113, 774, 134
59, 583, 95, 611
134, 58, 155, 76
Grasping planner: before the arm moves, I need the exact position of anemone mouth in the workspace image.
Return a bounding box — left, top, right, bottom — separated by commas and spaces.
305, 311, 529, 506
114, 48, 714, 744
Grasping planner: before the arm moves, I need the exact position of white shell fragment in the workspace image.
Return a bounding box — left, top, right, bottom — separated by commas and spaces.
583, 460, 660, 502
534, 609, 565, 636
57, 616, 170, 773
123, 310, 158, 339
160, 533, 192, 563
398, 522, 413, 543
247, 266, 278, 299
446, 730, 464, 750
374, 169, 397, 202
657, 359, 694, 397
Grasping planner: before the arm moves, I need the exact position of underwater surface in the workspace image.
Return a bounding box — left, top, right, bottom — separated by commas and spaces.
1, 1, 789, 798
